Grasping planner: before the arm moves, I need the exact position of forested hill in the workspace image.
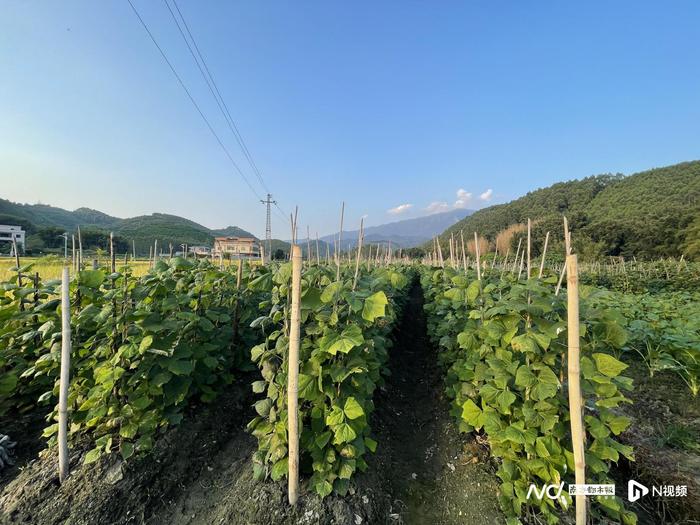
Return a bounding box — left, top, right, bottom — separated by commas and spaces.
0, 199, 255, 255
434, 161, 700, 260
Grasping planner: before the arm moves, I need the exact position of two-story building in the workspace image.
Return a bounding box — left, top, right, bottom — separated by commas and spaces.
212, 236, 260, 258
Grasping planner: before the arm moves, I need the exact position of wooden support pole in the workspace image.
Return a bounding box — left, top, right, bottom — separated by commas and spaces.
500, 247, 511, 281
315, 232, 320, 265
566, 254, 586, 525
306, 226, 312, 266
556, 217, 571, 295
58, 267, 72, 483
287, 245, 302, 505
512, 238, 522, 273
474, 232, 481, 281
460, 230, 467, 272
77, 227, 83, 270
538, 231, 550, 278
353, 218, 364, 291
110, 232, 116, 273
336, 202, 345, 281
526, 218, 531, 279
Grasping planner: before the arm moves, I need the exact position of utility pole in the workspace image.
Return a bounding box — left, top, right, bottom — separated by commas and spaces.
260, 193, 276, 262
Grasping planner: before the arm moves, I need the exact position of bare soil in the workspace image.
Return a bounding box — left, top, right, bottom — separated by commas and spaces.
616, 363, 700, 525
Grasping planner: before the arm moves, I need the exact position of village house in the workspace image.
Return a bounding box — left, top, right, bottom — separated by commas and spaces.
211, 236, 260, 258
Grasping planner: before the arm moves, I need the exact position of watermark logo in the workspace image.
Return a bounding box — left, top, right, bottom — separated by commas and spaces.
628, 480, 649, 502
527, 482, 566, 503
627, 480, 687, 501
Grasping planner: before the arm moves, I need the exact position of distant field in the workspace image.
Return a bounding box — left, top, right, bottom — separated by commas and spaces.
0, 256, 254, 281
0, 256, 152, 281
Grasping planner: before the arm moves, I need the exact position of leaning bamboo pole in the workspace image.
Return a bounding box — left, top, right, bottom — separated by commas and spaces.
538, 231, 550, 278
512, 238, 522, 273
566, 254, 586, 525
287, 245, 302, 505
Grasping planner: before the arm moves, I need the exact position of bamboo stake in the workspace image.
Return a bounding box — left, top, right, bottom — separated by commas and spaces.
449, 233, 455, 269
132, 239, 136, 260
315, 232, 320, 265
110, 232, 116, 273
566, 254, 586, 525
287, 245, 302, 505
538, 231, 550, 278
474, 232, 481, 281
353, 218, 364, 291
512, 238, 522, 273
556, 217, 571, 295
460, 231, 467, 272
517, 248, 525, 280
526, 218, 531, 279
336, 202, 345, 281
77, 227, 83, 270
72, 235, 76, 273
58, 267, 72, 483
306, 226, 311, 266
499, 248, 510, 280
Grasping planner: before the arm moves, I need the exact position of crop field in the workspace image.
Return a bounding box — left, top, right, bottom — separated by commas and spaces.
0, 245, 697, 525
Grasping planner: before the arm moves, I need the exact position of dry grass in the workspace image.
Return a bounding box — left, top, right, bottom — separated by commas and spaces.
466, 235, 490, 256
495, 223, 528, 254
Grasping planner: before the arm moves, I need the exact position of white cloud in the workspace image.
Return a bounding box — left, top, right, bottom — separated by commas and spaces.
387, 203, 413, 215
454, 188, 473, 209
424, 187, 495, 215
424, 201, 451, 214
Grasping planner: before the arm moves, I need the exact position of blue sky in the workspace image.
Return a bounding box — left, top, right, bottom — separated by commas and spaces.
1, 1, 699, 238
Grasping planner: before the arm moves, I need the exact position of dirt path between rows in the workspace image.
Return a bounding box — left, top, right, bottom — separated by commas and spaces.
372, 282, 502, 524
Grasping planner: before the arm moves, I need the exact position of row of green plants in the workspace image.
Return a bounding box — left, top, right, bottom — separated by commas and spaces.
579, 260, 700, 293
585, 288, 700, 396
420, 267, 636, 525
246, 262, 412, 497
0, 258, 261, 462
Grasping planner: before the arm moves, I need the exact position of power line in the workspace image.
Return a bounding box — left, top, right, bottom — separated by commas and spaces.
164, 0, 270, 194
163, 0, 292, 229
126, 0, 262, 201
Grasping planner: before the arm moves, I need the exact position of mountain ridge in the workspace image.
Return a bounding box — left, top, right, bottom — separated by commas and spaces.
433, 160, 700, 259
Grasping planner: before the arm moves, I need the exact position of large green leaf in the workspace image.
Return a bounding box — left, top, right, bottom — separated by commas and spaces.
362, 291, 388, 322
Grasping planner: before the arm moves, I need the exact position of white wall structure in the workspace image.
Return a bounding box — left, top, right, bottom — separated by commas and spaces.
0, 225, 26, 254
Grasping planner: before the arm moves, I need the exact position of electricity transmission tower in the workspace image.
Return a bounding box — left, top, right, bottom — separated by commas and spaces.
260, 193, 276, 262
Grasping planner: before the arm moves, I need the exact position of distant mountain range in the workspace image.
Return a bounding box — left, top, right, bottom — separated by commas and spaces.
0, 198, 254, 255
317, 209, 473, 250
